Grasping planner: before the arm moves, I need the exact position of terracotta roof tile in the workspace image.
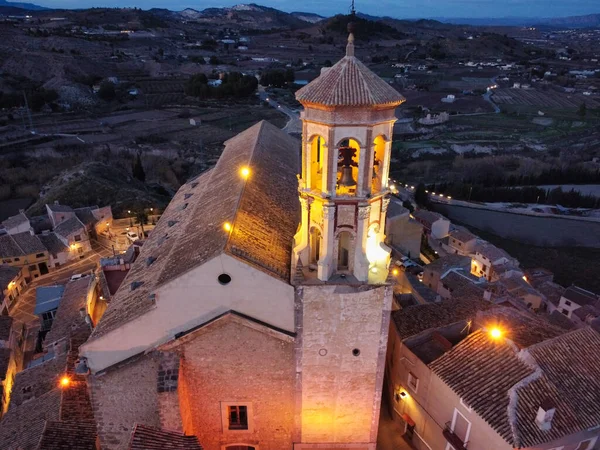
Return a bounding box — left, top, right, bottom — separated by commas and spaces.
2, 212, 29, 230
0, 389, 62, 450
0, 314, 14, 341
128, 424, 203, 449
90, 120, 299, 341
392, 296, 492, 341
36, 421, 98, 450
430, 330, 535, 443
38, 232, 69, 255
514, 328, 600, 447
54, 217, 86, 239
44, 277, 91, 347
296, 53, 405, 107
0, 264, 20, 290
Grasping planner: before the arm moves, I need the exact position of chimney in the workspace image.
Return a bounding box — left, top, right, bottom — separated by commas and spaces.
320, 67, 330, 75
483, 290, 492, 301
535, 398, 556, 430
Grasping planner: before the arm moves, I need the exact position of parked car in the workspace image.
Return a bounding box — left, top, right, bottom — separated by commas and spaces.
126, 231, 140, 242
70, 273, 87, 282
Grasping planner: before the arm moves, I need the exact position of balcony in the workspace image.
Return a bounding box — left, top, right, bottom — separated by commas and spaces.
443, 421, 468, 450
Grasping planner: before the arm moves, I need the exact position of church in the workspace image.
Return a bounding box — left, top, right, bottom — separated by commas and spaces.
80, 27, 405, 450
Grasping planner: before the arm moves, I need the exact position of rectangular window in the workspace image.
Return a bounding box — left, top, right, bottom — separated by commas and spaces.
77, 247, 84, 254
36, 253, 44, 258
561, 309, 569, 316
14, 257, 20, 262
74, 235, 82, 241
228, 405, 248, 430
564, 300, 572, 306
451, 408, 472, 445
408, 372, 419, 393
2, 259, 11, 263
28, 265, 37, 271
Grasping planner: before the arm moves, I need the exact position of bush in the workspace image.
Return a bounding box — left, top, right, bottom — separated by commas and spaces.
98, 82, 116, 101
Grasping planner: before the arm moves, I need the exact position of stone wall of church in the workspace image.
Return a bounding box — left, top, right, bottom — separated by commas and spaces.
296, 284, 392, 448
178, 316, 296, 450
89, 355, 161, 449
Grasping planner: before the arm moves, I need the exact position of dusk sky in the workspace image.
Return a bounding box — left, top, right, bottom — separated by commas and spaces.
18, 0, 600, 19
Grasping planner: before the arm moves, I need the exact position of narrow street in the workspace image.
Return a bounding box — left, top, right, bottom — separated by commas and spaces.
257, 85, 302, 134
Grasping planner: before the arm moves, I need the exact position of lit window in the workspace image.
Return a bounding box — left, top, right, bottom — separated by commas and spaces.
408, 372, 419, 393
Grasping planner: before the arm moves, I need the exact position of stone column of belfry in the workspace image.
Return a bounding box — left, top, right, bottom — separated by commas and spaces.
318, 204, 335, 280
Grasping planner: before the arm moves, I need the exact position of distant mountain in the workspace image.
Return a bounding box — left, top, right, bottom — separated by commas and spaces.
290, 11, 325, 24
539, 13, 600, 28
173, 3, 308, 29
435, 13, 600, 27
0, 0, 48, 10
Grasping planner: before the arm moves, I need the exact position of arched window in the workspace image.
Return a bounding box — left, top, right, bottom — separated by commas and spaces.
309, 227, 322, 265
336, 138, 360, 197
372, 135, 386, 193
310, 135, 325, 191
337, 231, 352, 270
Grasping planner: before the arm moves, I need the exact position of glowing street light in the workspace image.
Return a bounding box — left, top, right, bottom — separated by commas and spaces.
223, 222, 232, 232
490, 328, 503, 339
60, 376, 70, 388
240, 167, 250, 179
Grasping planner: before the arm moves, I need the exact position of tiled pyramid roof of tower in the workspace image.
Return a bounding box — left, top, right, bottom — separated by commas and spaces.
296, 36, 405, 107
128, 424, 204, 449
89, 120, 299, 341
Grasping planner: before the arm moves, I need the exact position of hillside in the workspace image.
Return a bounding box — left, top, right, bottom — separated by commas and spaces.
27, 162, 171, 216
0, 0, 47, 10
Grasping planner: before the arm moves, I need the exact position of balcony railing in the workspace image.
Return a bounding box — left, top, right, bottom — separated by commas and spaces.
443, 421, 468, 450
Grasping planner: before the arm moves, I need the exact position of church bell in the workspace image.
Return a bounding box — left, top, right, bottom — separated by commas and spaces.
339, 166, 357, 187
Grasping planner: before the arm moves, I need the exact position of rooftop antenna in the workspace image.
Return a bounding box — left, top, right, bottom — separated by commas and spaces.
346, 0, 356, 57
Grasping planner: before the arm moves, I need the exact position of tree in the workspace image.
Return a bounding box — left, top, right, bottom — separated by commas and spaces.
414, 183, 429, 208
209, 55, 220, 65
578, 102, 587, 118
134, 210, 148, 237
98, 82, 116, 101
132, 153, 146, 182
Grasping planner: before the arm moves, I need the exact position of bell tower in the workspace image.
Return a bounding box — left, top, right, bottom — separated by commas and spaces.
292, 26, 405, 284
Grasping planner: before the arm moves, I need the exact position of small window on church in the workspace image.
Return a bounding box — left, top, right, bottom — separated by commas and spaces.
218, 273, 232, 285
228, 405, 248, 430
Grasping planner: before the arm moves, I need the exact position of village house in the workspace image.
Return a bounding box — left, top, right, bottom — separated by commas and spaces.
497, 273, 544, 311
0, 265, 26, 315
0, 232, 50, 282
37, 231, 69, 268
53, 217, 92, 259
79, 29, 405, 450
1, 212, 32, 236
34, 285, 65, 334
444, 227, 478, 256
557, 285, 599, 319
387, 304, 600, 450
437, 269, 486, 300
386, 198, 423, 259
422, 254, 472, 292
470, 241, 520, 281
412, 210, 450, 240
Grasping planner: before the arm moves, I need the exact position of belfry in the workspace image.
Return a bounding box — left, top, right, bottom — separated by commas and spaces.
292, 21, 406, 283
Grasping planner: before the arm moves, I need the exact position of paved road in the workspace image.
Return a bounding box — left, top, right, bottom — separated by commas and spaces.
257, 86, 302, 134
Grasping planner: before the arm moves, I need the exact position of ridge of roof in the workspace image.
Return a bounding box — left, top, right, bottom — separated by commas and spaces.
296, 54, 405, 107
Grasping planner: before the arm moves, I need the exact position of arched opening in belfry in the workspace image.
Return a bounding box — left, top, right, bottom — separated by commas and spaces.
336, 138, 360, 197
337, 231, 353, 271
372, 135, 386, 193
310, 135, 325, 191
309, 227, 322, 265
